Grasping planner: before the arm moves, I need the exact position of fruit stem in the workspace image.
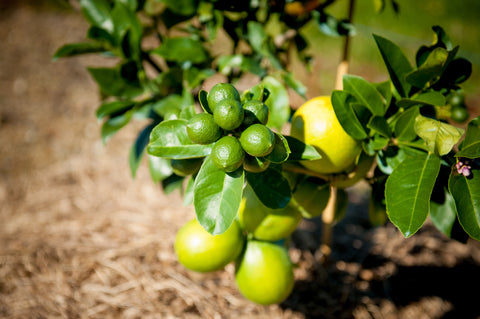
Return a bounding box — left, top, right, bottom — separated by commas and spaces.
320, 185, 337, 264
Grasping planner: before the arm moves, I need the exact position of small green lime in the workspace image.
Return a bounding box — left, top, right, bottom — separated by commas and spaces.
243, 155, 270, 173
171, 158, 203, 176
242, 100, 269, 126
213, 99, 244, 131
207, 83, 241, 112
451, 104, 469, 123
240, 124, 275, 157
447, 90, 464, 107
211, 136, 245, 172
187, 113, 222, 145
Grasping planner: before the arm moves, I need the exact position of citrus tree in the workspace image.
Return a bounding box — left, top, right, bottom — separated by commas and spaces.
55, 0, 479, 305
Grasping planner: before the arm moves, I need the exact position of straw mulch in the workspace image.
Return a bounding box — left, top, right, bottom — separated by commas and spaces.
2, 2, 480, 319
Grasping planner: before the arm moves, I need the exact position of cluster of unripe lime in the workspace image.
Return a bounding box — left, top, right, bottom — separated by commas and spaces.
186, 83, 275, 173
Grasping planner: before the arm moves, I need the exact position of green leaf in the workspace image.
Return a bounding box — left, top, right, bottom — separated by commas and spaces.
394, 106, 420, 141
373, 34, 413, 97
96, 100, 135, 120
88, 66, 143, 98
368, 116, 392, 138
148, 155, 173, 183
405, 47, 451, 88
374, 80, 393, 106
111, 1, 142, 58
283, 72, 307, 99
198, 90, 212, 114
449, 168, 480, 240
217, 55, 266, 77
147, 119, 213, 159
101, 109, 133, 143
129, 123, 156, 178
53, 42, 106, 60
183, 176, 195, 206
343, 74, 385, 116
331, 90, 368, 140
397, 91, 446, 109
79, 0, 114, 33
414, 115, 464, 156
456, 116, 480, 158
430, 191, 457, 238
284, 136, 321, 161
183, 67, 215, 90
376, 146, 424, 175
151, 37, 208, 64
152, 94, 192, 120
246, 167, 291, 209
194, 156, 244, 235
160, 0, 198, 16
162, 174, 184, 194
385, 152, 441, 237
265, 133, 291, 163
363, 134, 389, 156
262, 76, 290, 130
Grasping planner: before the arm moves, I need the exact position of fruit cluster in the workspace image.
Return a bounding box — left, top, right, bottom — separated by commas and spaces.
186, 83, 275, 173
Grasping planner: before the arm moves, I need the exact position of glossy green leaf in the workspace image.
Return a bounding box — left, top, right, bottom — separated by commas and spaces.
79, 0, 114, 33
396, 91, 446, 108
394, 106, 419, 141
456, 116, 480, 158
194, 156, 244, 235
363, 134, 389, 156
129, 123, 156, 178
406, 47, 449, 88
246, 167, 291, 209
449, 168, 480, 240
96, 100, 135, 120
343, 74, 385, 116
151, 37, 208, 64
101, 109, 133, 143
283, 72, 307, 99
147, 119, 213, 159
376, 146, 424, 175
414, 115, 464, 156
53, 42, 106, 60
148, 155, 173, 183
88, 66, 143, 98
262, 76, 290, 130
385, 152, 441, 237
284, 136, 321, 161
430, 191, 457, 238
368, 116, 392, 138
198, 90, 211, 114
373, 34, 413, 97
265, 133, 291, 163
183, 176, 195, 206
331, 90, 368, 140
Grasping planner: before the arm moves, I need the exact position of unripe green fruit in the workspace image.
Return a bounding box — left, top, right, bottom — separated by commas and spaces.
211, 136, 245, 172
213, 99, 244, 131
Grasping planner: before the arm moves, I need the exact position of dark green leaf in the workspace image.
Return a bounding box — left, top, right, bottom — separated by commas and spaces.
430, 191, 457, 238
162, 174, 184, 194
343, 74, 385, 116
456, 116, 480, 158
406, 47, 449, 88
394, 106, 419, 141
53, 42, 106, 60
284, 136, 321, 161
449, 168, 480, 240
246, 167, 291, 209
151, 37, 208, 64
194, 156, 244, 235
376, 146, 424, 175
129, 123, 156, 178
414, 115, 464, 156
396, 91, 446, 108
79, 0, 113, 32
101, 109, 133, 143
363, 134, 389, 156
368, 116, 392, 138
198, 90, 212, 114
148, 155, 173, 183
147, 119, 213, 159
87, 26, 116, 44
111, 1, 142, 58
373, 34, 413, 97
88, 66, 143, 98
160, 0, 198, 16
265, 133, 291, 163
440, 58, 472, 85
96, 100, 135, 120
385, 152, 441, 237
374, 80, 393, 106
263, 76, 290, 130
331, 90, 368, 140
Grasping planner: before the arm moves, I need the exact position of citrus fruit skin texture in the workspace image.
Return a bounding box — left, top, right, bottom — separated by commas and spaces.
238, 185, 302, 241
211, 136, 245, 172
235, 240, 294, 305
207, 83, 241, 113
290, 96, 361, 174
187, 113, 222, 145
174, 218, 245, 273
213, 99, 244, 131
171, 158, 203, 176
239, 124, 275, 157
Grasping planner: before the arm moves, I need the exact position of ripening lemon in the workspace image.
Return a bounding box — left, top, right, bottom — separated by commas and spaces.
235, 240, 294, 305
174, 218, 245, 273
290, 96, 361, 174
237, 185, 302, 241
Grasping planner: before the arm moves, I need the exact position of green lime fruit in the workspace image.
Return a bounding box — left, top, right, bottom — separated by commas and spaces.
187, 113, 222, 145
213, 99, 244, 131
211, 136, 245, 172
293, 179, 330, 219
207, 83, 241, 112
242, 100, 269, 126
235, 240, 294, 305
237, 185, 302, 241
174, 218, 245, 273
239, 124, 275, 157
451, 104, 469, 123
171, 158, 204, 177
243, 155, 271, 173
447, 90, 464, 107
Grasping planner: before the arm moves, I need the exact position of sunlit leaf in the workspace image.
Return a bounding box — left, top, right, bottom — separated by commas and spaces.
414, 115, 464, 156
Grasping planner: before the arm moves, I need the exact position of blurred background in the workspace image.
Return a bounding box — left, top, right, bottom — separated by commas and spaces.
1, 0, 479, 318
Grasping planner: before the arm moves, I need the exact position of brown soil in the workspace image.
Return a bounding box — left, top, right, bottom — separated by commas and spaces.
1, 2, 480, 319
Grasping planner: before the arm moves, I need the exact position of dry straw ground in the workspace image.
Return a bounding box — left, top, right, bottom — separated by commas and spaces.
1, 2, 480, 319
